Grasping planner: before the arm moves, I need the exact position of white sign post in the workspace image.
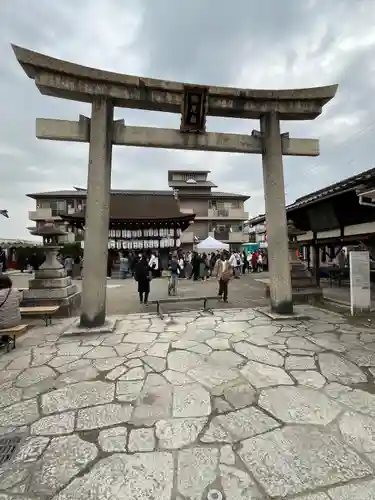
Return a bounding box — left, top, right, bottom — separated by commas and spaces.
349, 251, 371, 315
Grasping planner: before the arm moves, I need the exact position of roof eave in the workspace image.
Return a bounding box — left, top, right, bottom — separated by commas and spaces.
210, 193, 250, 200
26, 192, 80, 199
168, 170, 211, 174
61, 212, 196, 222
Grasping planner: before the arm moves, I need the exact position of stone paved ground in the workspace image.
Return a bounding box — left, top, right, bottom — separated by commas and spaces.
11, 272, 269, 315
2, 307, 375, 498
14, 271, 375, 318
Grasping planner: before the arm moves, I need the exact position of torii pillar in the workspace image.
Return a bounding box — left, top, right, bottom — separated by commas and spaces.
260, 112, 292, 313
80, 97, 113, 327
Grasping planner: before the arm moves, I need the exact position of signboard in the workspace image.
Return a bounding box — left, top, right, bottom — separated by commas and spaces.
349, 251, 370, 315
180, 85, 208, 133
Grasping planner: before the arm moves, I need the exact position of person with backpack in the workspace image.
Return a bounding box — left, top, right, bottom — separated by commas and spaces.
213, 251, 233, 303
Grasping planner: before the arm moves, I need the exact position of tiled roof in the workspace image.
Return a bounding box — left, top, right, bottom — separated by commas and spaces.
211, 191, 250, 200
62, 193, 195, 222
27, 189, 172, 198
27, 190, 82, 198
27, 188, 249, 200
291, 167, 375, 208
168, 170, 211, 174
169, 181, 217, 188
247, 167, 375, 225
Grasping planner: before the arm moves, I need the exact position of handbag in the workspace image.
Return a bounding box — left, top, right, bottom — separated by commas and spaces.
221, 261, 232, 282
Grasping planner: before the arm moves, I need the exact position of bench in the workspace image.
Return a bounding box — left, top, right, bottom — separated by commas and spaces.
149, 296, 218, 319
20, 306, 60, 326
0, 324, 28, 352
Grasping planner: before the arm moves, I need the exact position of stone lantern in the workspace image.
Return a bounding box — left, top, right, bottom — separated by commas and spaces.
21, 222, 81, 316
32, 222, 66, 274
287, 219, 322, 303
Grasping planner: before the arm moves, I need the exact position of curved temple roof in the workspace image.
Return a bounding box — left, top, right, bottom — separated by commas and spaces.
60, 193, 196, 231
12, 44, 338, 120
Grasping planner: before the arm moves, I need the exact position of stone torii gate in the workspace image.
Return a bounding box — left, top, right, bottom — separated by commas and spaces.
12, 44, 337, 327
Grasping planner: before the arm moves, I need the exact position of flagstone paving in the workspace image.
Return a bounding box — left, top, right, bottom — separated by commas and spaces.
1, 306, 375, 498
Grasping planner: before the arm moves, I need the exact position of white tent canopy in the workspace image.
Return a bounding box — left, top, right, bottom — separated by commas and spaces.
195, 236, 229, 252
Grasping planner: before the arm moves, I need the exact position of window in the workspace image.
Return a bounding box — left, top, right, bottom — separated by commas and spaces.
183, 174, 196, 181
76, 199, 86, 212
52, 201, 66, 216
215, 202, 229, 217
209, 223, 228, 232
216, 224, 231, 231
67, 201, 75, 214
36, 200, 51, 209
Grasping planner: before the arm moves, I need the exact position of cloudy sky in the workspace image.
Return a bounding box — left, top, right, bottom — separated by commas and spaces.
1, 0, 375, 239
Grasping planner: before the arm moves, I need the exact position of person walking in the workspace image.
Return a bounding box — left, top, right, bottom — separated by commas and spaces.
168, 253, 180, 295
64, 255, 73, 277
192, 252, 200, 281
251, 251, 258, 273
200, 253, 209, 280
242, 250, 249, 274
247, 252, 253, 272
213, 251, 233, 303
134, 255, 151, 305
119, 252, 129, 279
149, 252, 159, 278
229, 250, 241, 278
185, 252, 193, 279
178, 254, 185, 279
257, 252, 263, 272
72, 256, 81, 279
210, 252, 218, 276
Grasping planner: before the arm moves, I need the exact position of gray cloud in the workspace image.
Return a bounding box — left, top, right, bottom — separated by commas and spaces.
1, 0, 375, 238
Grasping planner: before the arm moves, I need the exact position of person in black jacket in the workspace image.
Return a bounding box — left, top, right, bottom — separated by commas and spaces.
134, 255, 151, 304
192, 252, 200, 281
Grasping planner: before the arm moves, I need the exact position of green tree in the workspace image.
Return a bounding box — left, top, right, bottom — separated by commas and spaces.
59, 242, 83, 260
